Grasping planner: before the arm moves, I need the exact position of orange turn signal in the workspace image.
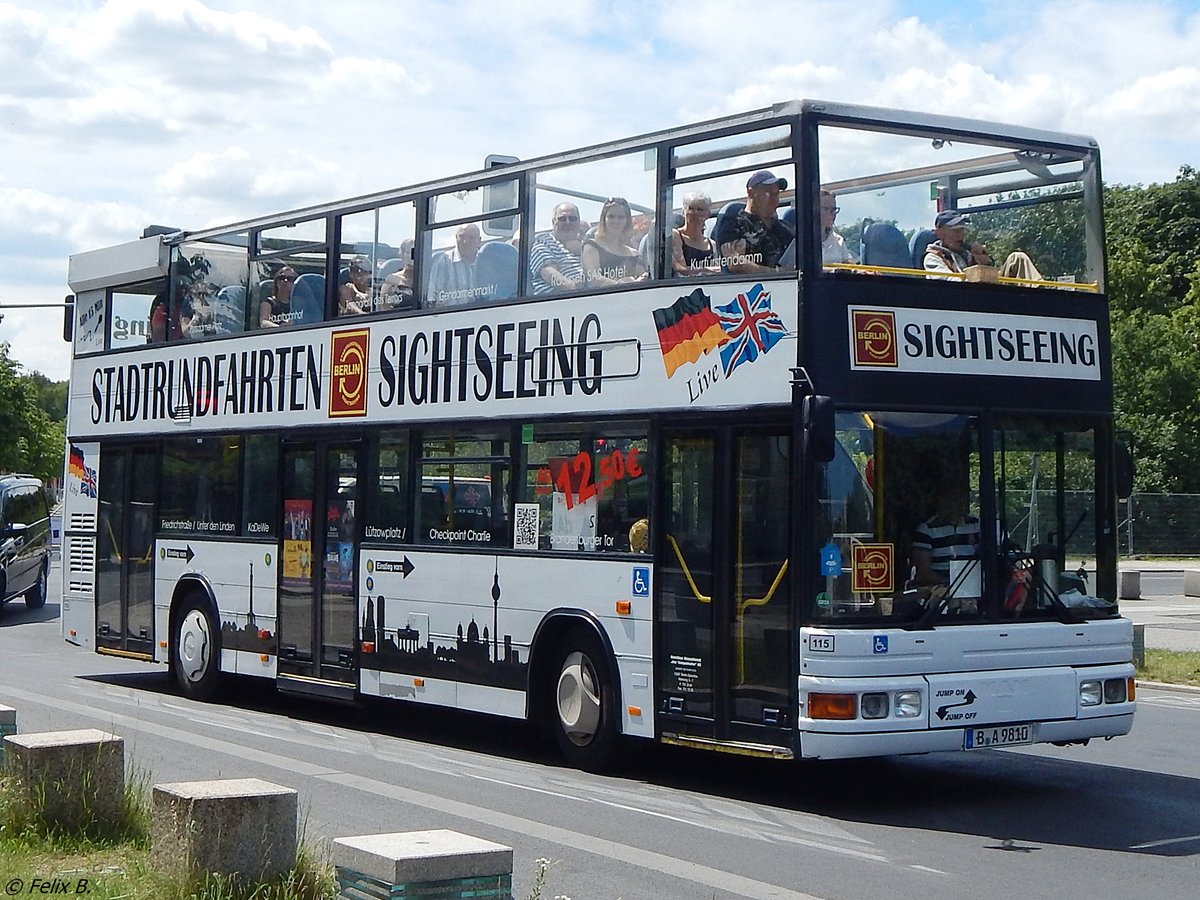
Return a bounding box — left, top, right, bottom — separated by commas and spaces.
808, 692, 857, 720
616, 600, 632, 615
627, 706, 642, 717
414, 678, 425, 688
1127, 677, 1136, 702
259, 654, 270, 663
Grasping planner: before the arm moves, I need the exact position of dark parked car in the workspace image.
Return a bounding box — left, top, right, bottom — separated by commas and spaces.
0, 474, 51, 611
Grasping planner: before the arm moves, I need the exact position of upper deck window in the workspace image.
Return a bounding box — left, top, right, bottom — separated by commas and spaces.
817, 124, 1100, 291
159, 233, 254, 342
665, 124, 797, 278
421, 182, 520, 310
253, 217, 330, 329
336, 202, 416, 319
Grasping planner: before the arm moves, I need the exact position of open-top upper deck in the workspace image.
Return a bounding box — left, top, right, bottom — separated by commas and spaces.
66, 99, 1109, 439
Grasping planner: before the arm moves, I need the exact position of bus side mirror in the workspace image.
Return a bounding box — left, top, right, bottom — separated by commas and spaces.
803, 395, 835, 464
63, 295, 74, 342
1115, 440, 1134, 500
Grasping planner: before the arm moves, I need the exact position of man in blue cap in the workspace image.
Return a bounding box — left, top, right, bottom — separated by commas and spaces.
719, 170, 795, 274
923, 209, 992, 277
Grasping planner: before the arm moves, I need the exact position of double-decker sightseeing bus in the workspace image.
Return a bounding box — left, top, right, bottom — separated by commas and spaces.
61, 100, 1134, 768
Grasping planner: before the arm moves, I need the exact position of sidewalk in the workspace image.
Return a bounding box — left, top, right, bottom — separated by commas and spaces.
1118, 560, 1200, 653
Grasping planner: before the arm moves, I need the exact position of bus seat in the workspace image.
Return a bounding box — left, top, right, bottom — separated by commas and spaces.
779, 205, 796, 228
475, 240, 518, 301
709, 201, 745, 256
257, 279, 273, 304
377, 258, 405, 280
910, 229, 936, 269
861, 222, 911, 269
291, 273, 325, 323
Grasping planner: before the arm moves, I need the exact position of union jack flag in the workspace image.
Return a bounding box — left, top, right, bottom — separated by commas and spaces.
80, 465, 98, 499
715, 283, 787, 378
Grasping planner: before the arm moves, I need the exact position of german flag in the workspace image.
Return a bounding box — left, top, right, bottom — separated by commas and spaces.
69, 444, 86, 480
653, 288, 729, 378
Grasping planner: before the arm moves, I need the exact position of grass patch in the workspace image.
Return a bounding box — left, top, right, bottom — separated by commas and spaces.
1139, 648, 1200, 687
0, 767, 336, 900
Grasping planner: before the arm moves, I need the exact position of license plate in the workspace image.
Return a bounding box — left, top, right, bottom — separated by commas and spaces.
964, 723, 1034, 749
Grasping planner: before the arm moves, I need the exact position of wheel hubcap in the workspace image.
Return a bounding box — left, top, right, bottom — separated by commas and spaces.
178, 610, 211, 683
556, 651, 601, 746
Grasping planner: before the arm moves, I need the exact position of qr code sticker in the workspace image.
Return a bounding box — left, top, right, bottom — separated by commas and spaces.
513, 503, 540, 550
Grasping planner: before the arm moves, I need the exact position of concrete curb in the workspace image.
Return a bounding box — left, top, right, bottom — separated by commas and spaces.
1136, 679, 1200, 695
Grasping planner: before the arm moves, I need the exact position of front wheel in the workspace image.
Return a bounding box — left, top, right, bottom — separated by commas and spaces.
173, 593, 221, 700
24, 560, 47, 610
551, 628, 619, 771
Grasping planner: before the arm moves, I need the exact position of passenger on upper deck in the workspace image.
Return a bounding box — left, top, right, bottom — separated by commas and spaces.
820, 190, 856, 265
923, 210, 992, 277
530, 202, 585, 293
427, 224, 484, 307
339, 254, 373, 315
582, 197, 646, 287
670, 192, 720, 277
378, 239, 417, 310
720, 170, 794, 274
260, 266, 298, 328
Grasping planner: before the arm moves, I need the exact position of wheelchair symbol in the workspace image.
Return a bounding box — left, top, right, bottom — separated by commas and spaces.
873, 635, 889, 654
632, 566, 650, 597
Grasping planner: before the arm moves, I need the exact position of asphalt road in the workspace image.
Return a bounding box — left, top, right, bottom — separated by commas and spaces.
3, 561, 1199, 899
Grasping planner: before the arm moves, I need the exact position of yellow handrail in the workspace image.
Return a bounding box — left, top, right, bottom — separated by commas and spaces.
666, 533, 711, 604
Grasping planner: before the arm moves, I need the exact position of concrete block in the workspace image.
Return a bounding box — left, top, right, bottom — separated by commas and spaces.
0, 704, 15, 764
1118, 569, 1141, 601
2, 729, 124, 831
152, 778, 297, 884
333, 830, 512, 899
1186, 570, 1200, 598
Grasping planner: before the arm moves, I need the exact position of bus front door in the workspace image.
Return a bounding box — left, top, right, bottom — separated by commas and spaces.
277, 442, 361, 699
657, 428, 793, 751
95, 446, 156, 659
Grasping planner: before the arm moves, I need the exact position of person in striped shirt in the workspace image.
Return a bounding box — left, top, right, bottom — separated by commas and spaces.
911, 479, 980, 607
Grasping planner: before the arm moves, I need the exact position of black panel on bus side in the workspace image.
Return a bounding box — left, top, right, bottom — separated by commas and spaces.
800, 275, 1112, 415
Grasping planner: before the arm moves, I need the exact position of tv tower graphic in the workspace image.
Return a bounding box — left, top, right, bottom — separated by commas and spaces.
492, 559, 501, 663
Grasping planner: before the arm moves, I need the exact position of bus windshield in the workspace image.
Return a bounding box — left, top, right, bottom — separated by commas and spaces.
815, 410, 1114, 624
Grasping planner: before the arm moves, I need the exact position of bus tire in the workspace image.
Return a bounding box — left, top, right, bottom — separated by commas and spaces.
24, 559, 48, 610
173, 592, 221, 700
551, 627, 619, 771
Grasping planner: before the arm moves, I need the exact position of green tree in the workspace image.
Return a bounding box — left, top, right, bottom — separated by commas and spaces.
0, 343, 64, 483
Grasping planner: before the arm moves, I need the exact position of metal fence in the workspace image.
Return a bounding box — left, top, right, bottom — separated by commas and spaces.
1120, 493, 1200, 556
1000, 491, 1200, 558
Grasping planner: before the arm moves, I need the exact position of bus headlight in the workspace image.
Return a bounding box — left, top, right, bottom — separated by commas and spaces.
860, 693, 889, 719
894, 691, 922, 718
1079, 680, 1103, 707
1103, 678, 1127, 704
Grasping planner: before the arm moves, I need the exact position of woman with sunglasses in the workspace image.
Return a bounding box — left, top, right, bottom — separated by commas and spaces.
260, 265, 298, 327
670, 191, 720, 276
582, 197, 647, 287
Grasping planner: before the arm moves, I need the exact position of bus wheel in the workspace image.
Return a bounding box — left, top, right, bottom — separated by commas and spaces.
173, 593, 220, 700
552, 629, 618, 771
24, 561, 47, 610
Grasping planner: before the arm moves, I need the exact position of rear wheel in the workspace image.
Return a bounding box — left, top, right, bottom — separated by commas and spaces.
551, 627, 619, 771
173, 593, 221, 700
24, 561, 47, 610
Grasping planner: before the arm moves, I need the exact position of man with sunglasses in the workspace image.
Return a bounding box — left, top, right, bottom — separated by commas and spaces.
820, 190, 855, 265
530, 202, 585, 294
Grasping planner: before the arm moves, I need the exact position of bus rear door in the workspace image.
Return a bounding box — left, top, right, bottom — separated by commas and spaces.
277, 441, 362, 700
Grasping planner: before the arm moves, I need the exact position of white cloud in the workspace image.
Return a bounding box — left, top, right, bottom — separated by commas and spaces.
6, 0, 1200, 381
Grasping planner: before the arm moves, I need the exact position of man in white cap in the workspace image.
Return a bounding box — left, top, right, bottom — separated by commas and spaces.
720, 170, 795, 274
923, 210, 992, 277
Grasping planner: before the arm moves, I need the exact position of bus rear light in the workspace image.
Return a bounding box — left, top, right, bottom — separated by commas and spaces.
615, 600, 632, 615
894, 691, 922, 718
258, 629, 270, 640
361, 642, 375, 654
809, 692, 857, 720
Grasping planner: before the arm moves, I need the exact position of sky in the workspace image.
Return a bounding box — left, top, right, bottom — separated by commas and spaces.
3, 0, 1200, 382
